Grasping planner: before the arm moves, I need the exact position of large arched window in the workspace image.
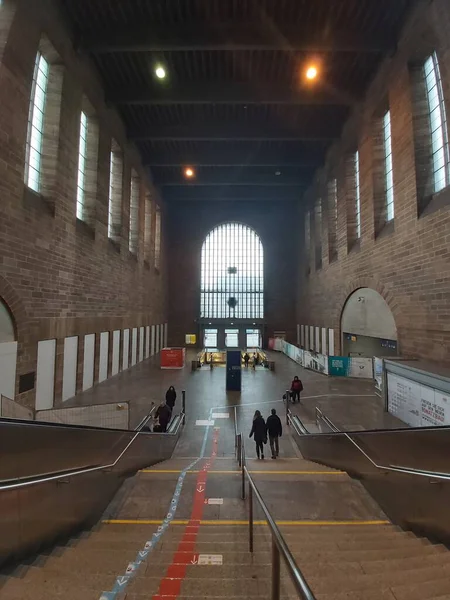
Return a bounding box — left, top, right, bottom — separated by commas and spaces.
200, 223, 264, 319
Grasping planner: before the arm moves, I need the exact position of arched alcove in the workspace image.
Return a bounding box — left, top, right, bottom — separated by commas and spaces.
0, 297, 17, 400
341, 288, 397, 357
0, 297, 16, 343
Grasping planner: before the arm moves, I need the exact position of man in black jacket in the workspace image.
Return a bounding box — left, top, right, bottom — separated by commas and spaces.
266, 408, 282, 459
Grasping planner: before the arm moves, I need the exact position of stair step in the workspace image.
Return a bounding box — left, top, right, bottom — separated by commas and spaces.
390, 577, 450, 600
157, 538, 432, 552
304, 565, 450, 595
360, 553, 450, 574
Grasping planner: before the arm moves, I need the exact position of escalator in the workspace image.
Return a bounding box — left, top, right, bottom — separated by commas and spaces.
0, 408, 185, 567
288, 406, 450, 545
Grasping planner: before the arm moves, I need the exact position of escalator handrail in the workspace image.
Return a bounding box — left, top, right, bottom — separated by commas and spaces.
291, 406, 450, 482
0, 408, 185, 492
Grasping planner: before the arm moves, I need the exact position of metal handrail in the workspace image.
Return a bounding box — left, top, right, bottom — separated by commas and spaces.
289, 405, 450, 482
0, 406, 186, 492
237, 433, 316, 600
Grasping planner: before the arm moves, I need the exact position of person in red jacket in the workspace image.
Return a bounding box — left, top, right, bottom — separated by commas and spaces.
290, 376, 303, 403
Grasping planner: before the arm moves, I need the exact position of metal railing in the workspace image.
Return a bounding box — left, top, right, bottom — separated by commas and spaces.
235, 430, 316, 600
288, 403, 450, 483
0, 404, 188, 492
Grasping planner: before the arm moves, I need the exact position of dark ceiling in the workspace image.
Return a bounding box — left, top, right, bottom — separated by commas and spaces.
59, 0, 416, 203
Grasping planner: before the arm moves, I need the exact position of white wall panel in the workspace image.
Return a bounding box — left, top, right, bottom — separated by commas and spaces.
82, 334, 95, 391
112, 330, 120, 375
122, 329, 130, 370
301, 325, 305, 347
145, 326, 150, 358
131, 328, 138, 366
322, 328, 328, 356
36, 339, 55, 409
62, 336, 78, 402
155, 325, 160, 354
151, 325, 156, 356
139, 327, 144, 362
315, 327, 320, 352
98, 332, 109, 382
309, 326, 314, 350
305, 326, 309, 351
328, 328, 335, 356
0, 341, 17, 401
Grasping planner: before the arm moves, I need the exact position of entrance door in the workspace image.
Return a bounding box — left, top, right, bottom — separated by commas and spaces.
225, 329, 239, 348
246, 328, 261, 348
204, 328, 218, 348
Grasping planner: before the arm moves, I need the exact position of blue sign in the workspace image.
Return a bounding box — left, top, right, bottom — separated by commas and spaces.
328, 357, 349, 376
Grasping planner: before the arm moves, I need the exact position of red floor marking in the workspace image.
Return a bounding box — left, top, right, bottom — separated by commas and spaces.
156, 428, 220, 598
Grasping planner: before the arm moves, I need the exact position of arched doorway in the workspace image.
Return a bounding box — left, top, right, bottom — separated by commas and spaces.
341, 288, 397, 357
0, 297, 17, 399
200, 223, 264, 349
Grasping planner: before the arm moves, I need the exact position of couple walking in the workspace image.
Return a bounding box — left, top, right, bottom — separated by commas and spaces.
249, 409, 282, 460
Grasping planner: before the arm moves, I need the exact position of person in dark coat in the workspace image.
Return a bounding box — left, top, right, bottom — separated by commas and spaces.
290, 376, 303, 403
249, 410, 267, 460
266, 408, 282, 459
155, 402, 171, 432
165, 386, 177, 410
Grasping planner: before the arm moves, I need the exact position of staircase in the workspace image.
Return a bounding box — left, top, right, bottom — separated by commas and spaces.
2, 521, 450, 599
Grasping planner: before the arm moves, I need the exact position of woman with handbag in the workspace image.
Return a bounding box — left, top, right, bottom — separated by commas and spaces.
249, 410, 267, 460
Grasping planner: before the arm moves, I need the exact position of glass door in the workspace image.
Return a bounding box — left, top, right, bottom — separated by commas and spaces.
225, 329, 239, 348
204, 329, 218, 348
246, 328, 261, 348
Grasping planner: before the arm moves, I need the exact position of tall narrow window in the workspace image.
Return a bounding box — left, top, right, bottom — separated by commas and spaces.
108, 141, 123, 242
383, 110, 394, 221
25, 52, 49, 192
200, 223, 263, 319
355, 151, 361, 238
154, 206, 161, 270
129, 171, 140, 254
76, 112, 88, 220
315, 198, 322, 270
328, 178, 338, 262
424, 52, 450, 193
144, 190, 152, 263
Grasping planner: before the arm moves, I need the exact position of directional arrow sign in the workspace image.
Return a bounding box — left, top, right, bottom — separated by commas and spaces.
197, 485, 205, 493
116, 576, 129, 587
191, 557, 198, 565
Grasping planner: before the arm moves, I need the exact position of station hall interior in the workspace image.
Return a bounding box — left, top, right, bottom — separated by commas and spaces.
2, 0, 450, 599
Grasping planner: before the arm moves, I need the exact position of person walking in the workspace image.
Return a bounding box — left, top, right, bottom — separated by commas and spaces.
290, 376, 303, 403
165, 386, 177, 411
154, 401, 171, 432
249, 410, 267, 460
266, 408, 282, 459
243, 352, 250, 368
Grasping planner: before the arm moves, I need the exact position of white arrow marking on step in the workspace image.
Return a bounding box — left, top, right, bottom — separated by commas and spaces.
117, 576, 128, 587
158, 525, 163, 532
197, 485, 205, 493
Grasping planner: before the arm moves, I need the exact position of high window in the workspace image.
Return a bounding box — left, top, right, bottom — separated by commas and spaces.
383, 110, 394, 221
25, 52, 49, 192
328, 178, 338, 262
355, 151, 361, 238
76, 112, 88, 220
154, 206, 161, 270
108, 141, 123, 242
129, 171, 140, 254
315, 198, 322, 270
200, 223, 263, 320
424, 52, 450, 193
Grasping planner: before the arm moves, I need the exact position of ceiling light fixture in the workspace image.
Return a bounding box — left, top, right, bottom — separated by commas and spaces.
184, 167, 195, 178
306, 65, 318, 81
155, 65, 166, 79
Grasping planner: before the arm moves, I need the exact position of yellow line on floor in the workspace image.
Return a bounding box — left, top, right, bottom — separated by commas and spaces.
103, 519, 390, 526
140, 469, 345, 475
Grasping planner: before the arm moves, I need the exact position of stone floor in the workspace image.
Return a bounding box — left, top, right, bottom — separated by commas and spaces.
65, 348, 405, 434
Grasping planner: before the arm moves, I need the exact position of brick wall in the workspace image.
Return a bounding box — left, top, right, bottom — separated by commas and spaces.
297, 0, 450, 365
0, 0, 168, 408
167, 200, 298, 347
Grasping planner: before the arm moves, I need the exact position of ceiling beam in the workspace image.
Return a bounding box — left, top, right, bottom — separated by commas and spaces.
82, 24, 385, 53
161, 185, 303, 202
109, 84, 355, 106
154, 172, 312, 187
143, 148, 325, 167
130, 124, 338, 142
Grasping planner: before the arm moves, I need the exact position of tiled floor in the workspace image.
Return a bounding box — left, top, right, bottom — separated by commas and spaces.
65, 349, 404, 438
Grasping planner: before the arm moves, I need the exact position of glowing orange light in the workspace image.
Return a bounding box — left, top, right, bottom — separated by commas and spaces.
306, 65, 318, 80
184, 167, 195, 178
